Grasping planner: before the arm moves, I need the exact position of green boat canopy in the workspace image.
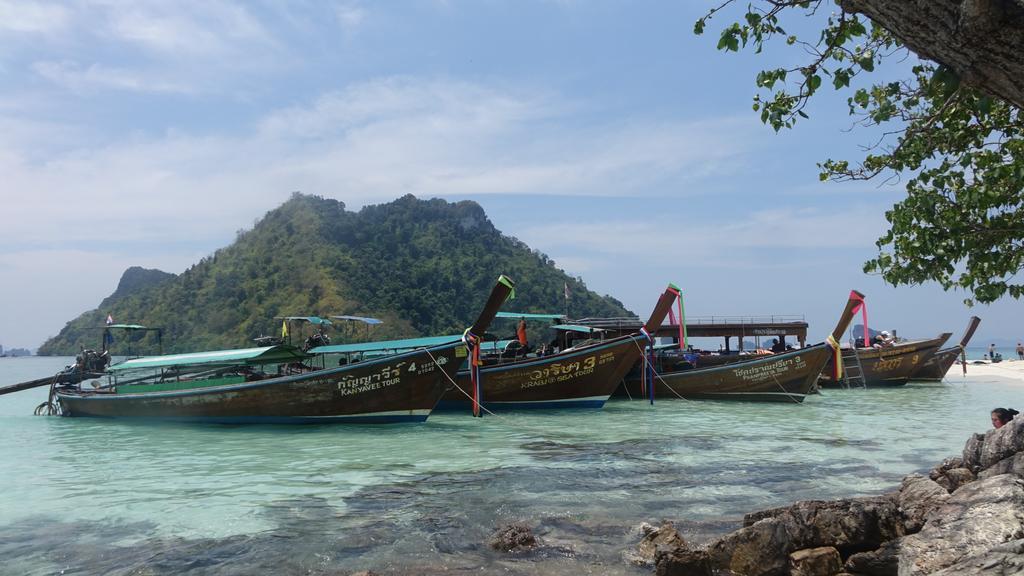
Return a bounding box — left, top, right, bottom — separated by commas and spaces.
495, 312, 566, 320
330, 315, 383, 325
110, 345, 308, 372
310, 335, 514, 356
310, 335, 463, 355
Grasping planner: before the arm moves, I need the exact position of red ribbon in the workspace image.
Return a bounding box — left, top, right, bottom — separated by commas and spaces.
849, 291, 868, 345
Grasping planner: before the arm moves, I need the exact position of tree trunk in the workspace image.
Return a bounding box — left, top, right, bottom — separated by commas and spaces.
840, 0, 1024, 109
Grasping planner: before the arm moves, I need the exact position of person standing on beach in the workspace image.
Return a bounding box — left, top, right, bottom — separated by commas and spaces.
988, 343, 997, 360
1016, 342, 1023, 360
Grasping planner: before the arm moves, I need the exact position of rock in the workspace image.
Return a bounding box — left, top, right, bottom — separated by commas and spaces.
789, 546, 842, 576
963, 433, 987, 472
928, 538, 1024, 575
708, 516, 792, 576
627, 521, 687, 567
978, 416, 1024, 470
654, 547, 713, 576
844, 539, 900, 576
710, 496, 901, 576
978, 452, 1024, 480
929, 456, 964, 481
963, 416, 1024, 472
946, 467, 978, 492
898, 475, 949, 533
898, 475, 1024, 575
488, 523, 538, 552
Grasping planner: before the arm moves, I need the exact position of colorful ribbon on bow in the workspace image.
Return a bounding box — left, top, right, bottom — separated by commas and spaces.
666, 283, 687, 351
462, 329, 483, 417
850, 291, 868, 345
826, 334, 843, 380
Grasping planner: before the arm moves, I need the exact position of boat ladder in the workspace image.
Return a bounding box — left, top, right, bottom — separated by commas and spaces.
840, 348, 866, 389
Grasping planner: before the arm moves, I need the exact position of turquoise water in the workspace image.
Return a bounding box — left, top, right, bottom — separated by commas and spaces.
1, 356, 1020, 575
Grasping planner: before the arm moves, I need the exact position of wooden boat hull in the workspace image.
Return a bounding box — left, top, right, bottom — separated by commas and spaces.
910, 317, 980, 381
437, 335, 645, 411
819, 333, 952, 387
618, 344, 832, 402
55, 343, 463, 424
912, 347, 965, 381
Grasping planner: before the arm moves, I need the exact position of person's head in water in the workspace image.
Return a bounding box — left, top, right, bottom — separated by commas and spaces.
991, 408, 1019, 429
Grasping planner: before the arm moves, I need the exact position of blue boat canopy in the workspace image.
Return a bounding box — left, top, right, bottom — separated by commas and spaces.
495, 312, 566, 320
104, 324, 153, 330
330, 315, 383, 325
110, 345, 308, 372
550, 324, 607, 334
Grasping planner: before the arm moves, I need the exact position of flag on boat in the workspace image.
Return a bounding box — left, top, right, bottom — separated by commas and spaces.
281, 320, 289, 339
105, 314, 114, 325
564, 282, 570, 300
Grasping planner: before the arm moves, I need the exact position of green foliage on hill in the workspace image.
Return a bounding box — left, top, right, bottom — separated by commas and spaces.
38, 194, 632, 355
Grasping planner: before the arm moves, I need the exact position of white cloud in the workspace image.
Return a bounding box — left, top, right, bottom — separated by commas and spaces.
334, 1, 366, 31
98, 0, 275, 57
0, 0, 69, 33
32, 61, 197, 94
0, 77, 756, 248
514, 204, 890, 271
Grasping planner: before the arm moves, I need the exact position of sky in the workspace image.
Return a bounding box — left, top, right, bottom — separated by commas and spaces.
0, 0, 1019, 350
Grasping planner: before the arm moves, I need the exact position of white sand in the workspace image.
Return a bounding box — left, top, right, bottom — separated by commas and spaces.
951, 358, 1024, 384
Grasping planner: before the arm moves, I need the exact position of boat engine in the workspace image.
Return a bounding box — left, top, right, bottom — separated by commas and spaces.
76, 349, 111, 373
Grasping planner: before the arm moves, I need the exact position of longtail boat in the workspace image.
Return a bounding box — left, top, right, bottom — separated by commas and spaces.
819, 332, 952, 388
435, 285, 679, 412
617, 290, 864, 403
37, 276, 515, 424
910, 316, 981, 381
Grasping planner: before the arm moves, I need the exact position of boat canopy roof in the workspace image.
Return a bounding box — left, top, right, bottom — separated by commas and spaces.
551, 324, 607, 334
104, 323, 156, 330
277, 316, 333, 325
310, 335, 514, 356
310, 334, 462, 355
330, 315, 383, 325
109, 345, 308, 372
495, 312, 566, 321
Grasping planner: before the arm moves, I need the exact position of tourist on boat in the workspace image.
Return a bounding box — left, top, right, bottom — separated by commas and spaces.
770, 338, 786, 353
517, 318, 528, 347
991, 408, 1019, 429
873, 331, 894, 348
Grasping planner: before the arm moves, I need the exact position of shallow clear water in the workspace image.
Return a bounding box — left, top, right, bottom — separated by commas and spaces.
1, 356, 1019, 575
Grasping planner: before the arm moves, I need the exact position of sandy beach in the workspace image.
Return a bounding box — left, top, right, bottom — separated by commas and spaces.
953, 358, 1024, 384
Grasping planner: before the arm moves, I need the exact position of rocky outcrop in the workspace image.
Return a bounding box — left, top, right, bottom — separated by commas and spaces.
627, 522, 688, 567
965, 417, 1024, 470
928, 538, 1024, 575
488, 523, 539, 552
789, 546, 842, 576
654, 547, 714, 576
897, 475, 1024, 575
898, 475, 949, 532
708, 496, 902, 576
978, 452, 1024, 480
637, 414, 1024, 576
